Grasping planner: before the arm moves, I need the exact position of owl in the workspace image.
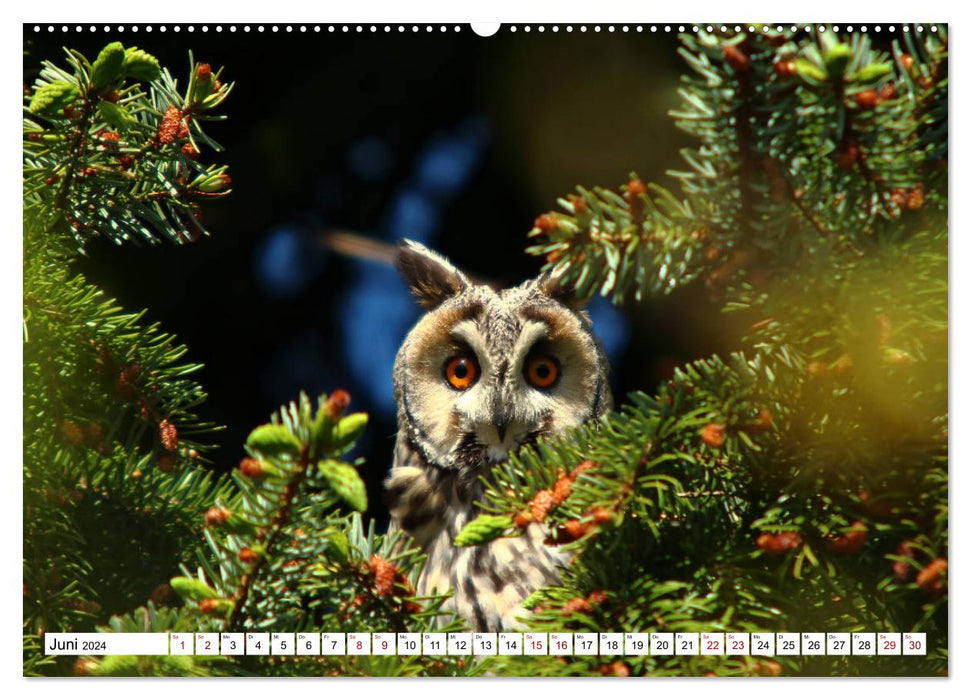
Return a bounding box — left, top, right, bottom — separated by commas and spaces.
384, 240, 612, 632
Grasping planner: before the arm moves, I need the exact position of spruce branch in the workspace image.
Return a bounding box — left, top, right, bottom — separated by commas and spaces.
526, 177, 709, 303
24, 43, 233, 252
23, 43, 233, 675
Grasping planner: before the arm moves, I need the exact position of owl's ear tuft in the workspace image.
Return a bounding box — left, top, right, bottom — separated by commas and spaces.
395, 240, 470, 309
535, 269, 587, 309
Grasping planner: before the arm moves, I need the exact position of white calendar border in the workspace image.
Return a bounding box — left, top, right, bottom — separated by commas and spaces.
4, 2, 966, 699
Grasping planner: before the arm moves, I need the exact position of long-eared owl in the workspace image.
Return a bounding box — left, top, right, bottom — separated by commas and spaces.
384, 240, 612, 631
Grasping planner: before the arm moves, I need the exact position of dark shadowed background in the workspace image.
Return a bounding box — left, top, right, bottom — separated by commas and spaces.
25, 25, 743, 528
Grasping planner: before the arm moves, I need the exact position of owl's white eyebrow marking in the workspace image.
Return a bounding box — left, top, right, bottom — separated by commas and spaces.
450, 320, 491, 371
511, 320, 550, 374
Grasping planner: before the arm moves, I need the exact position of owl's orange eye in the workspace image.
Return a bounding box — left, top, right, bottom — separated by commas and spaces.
525, 356, 559, 389
444, 355, 479, 390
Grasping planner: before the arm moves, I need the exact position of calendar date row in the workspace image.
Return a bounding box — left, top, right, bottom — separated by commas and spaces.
46, 631, 926, 657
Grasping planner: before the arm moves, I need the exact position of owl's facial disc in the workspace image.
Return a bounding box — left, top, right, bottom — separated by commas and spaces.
446, 318, 576, 466
444, 320, 529, 462
394, 268, 610, 474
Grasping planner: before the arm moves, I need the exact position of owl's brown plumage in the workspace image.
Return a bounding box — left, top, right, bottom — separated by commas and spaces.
385, 240, 611, 631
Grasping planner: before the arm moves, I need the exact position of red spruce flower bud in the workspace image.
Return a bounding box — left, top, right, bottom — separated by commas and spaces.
323, 389, 352, 420
513, 510, 533, 529
157, 454, 177, 473
756, 531, 802, 555
530, 489, 556, 522
158, 106, 184, 145
74, 658, 99, 676
627, 177, 647, 219
159, 420, 178, 451
238, 457, 264, 479
198, 598, 222, 615
750, 408, 774, 433
587, 590, 609, 607
60, 420, 85, 446
150, 583, 172, 604
626, 177, 647, 197
562, 597, 592, 615
774, 59, 796, 78
722, 44, 751, 74
836, 140, 862, 170
828, 521, 868, 554
205, 506, 231, 527
701, 422, 727, 448
916, 558, 947, 595
534, 214, 558, 232
370, 555, 398, 597
854, 89, 879, 110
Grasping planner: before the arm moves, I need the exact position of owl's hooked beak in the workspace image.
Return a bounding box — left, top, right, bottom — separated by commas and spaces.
478, 405, 533, 465
494, 416, 509, 443
490, 394, 510, 444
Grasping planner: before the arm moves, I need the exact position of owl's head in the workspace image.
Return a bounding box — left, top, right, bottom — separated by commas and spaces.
393, 240, 611, 475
